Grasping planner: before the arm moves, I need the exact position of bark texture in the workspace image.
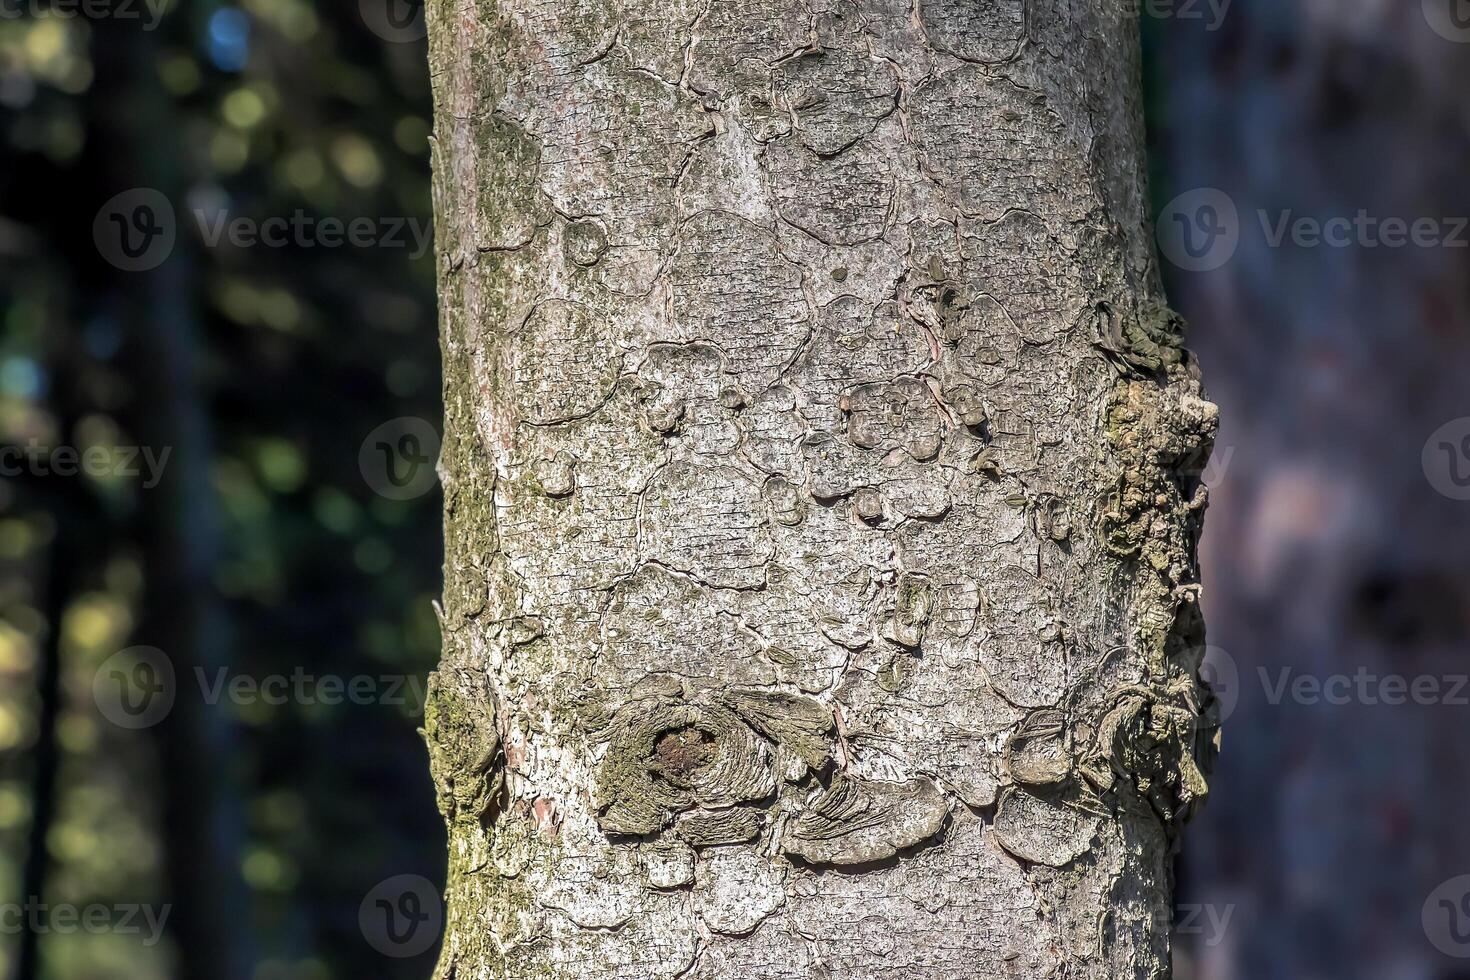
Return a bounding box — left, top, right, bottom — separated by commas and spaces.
425, 1, 1216, 977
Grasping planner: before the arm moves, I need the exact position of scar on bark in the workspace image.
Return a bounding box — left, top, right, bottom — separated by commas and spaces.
422, 670, 504, 826
653, 727, 718, 785
592, 686, 950, 862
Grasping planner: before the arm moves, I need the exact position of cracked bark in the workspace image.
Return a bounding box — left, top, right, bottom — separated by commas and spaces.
426, 1, 1217, 977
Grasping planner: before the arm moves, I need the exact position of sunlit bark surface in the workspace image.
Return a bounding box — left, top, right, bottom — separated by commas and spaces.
425, 1, 1216, 976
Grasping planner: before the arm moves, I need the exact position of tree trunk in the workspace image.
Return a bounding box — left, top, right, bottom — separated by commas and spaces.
94, 23, 257, 980
424, 1, 1216, 977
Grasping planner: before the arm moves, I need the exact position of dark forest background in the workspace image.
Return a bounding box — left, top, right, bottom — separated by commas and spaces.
1, 2, 443, 978
4, 1, 1470, 979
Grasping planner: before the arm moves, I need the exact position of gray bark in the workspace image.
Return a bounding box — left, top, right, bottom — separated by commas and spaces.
424, 1, 1216, 977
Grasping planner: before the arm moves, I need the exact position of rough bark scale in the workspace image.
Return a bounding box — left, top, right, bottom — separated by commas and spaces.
425, 1, 1217, 977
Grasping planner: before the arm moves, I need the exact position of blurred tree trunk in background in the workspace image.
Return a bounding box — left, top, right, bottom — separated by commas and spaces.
1160, 3, 1470, 978
91, 22, 256, 980
427, 1, 1216, 976
16, 338, 92, 980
